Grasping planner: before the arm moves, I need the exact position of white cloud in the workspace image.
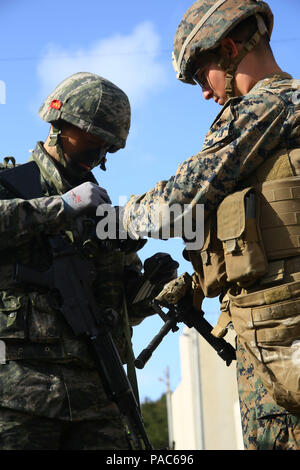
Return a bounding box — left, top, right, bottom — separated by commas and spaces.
37, 22, 168, 108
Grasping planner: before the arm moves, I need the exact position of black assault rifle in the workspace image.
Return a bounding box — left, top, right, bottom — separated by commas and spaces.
1, 160, 152, 450
135, 272, 236, 369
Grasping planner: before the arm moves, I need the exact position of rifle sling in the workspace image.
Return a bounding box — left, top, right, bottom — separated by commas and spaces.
122, 291, 141, 408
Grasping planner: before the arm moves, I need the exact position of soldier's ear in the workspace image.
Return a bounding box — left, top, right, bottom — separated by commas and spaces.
220, 38, 239, 59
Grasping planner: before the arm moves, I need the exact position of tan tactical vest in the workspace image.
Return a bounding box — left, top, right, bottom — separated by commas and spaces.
188, 147, 300, 413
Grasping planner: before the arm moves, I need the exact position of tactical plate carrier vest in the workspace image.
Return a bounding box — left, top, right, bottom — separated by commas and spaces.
188, 147, 300, 413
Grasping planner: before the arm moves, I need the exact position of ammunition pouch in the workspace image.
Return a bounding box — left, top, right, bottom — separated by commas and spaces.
190, 173, 300, 293
186, 215, 227, 298
0, 289, 94, 365
217, 187, 268, 287
0, 290, 64, 343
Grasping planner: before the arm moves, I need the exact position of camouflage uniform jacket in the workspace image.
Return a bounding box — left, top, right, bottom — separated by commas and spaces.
124, 74, 300, 236
0, 142, 144, 421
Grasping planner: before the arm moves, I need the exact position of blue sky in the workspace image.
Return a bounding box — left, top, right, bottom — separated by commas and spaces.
0, 0, 299, 402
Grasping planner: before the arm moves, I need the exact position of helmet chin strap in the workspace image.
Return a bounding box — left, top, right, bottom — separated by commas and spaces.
48, 124, 109, 177
99, 156, 107, 171
218, 15, 268, 100
48, 125, 68, 168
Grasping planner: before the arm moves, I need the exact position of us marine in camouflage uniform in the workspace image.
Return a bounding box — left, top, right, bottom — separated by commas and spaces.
121, 1, 300, 450
0, 72, 177, 450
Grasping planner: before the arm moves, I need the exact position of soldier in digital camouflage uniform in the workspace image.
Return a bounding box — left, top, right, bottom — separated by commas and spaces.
121, 1, 300, 450
0, 72, 177, 450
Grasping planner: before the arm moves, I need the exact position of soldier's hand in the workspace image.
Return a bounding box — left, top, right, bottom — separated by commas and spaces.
61, 182, 111, 216
130, 252, 179, 304
144, 252, 179, 286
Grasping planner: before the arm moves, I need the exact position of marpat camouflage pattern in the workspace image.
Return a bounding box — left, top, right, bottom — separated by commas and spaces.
124, 76, 300, 238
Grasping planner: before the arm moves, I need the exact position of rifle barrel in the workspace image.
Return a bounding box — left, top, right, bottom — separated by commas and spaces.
135, 319, 176, 369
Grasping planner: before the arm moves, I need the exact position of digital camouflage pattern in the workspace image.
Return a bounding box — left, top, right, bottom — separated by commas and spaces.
0, 363, 128, 450
0, 186, 68, 252
0, 143, 148, 450
124, 75, 300, 238
172, 0, 273, 84
39, 72, 131, 153
0, 405, 128, 450
236, 341, 300, 450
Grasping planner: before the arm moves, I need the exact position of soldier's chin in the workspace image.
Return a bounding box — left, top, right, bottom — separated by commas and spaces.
217, 97, 226, 106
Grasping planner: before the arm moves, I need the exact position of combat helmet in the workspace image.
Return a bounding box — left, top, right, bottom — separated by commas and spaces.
172, 0, 273, 97
39, 72, 131, 154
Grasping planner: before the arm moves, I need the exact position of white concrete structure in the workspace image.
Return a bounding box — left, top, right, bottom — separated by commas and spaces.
170, 327, 244, 450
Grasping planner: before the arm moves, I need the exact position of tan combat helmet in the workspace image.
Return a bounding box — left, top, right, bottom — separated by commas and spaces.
39, 72, 131, 154
172, 0, 274, 98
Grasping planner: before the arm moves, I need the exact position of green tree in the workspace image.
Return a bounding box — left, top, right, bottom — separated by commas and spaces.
141, 394, 169, 449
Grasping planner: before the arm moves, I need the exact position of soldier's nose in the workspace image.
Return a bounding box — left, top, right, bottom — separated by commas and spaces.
202, 89, 213, 101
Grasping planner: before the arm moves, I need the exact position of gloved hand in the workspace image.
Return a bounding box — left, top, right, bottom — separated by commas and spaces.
131, 252, 179, 304
143, 252, 179, 285
61, 182, 111, 216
